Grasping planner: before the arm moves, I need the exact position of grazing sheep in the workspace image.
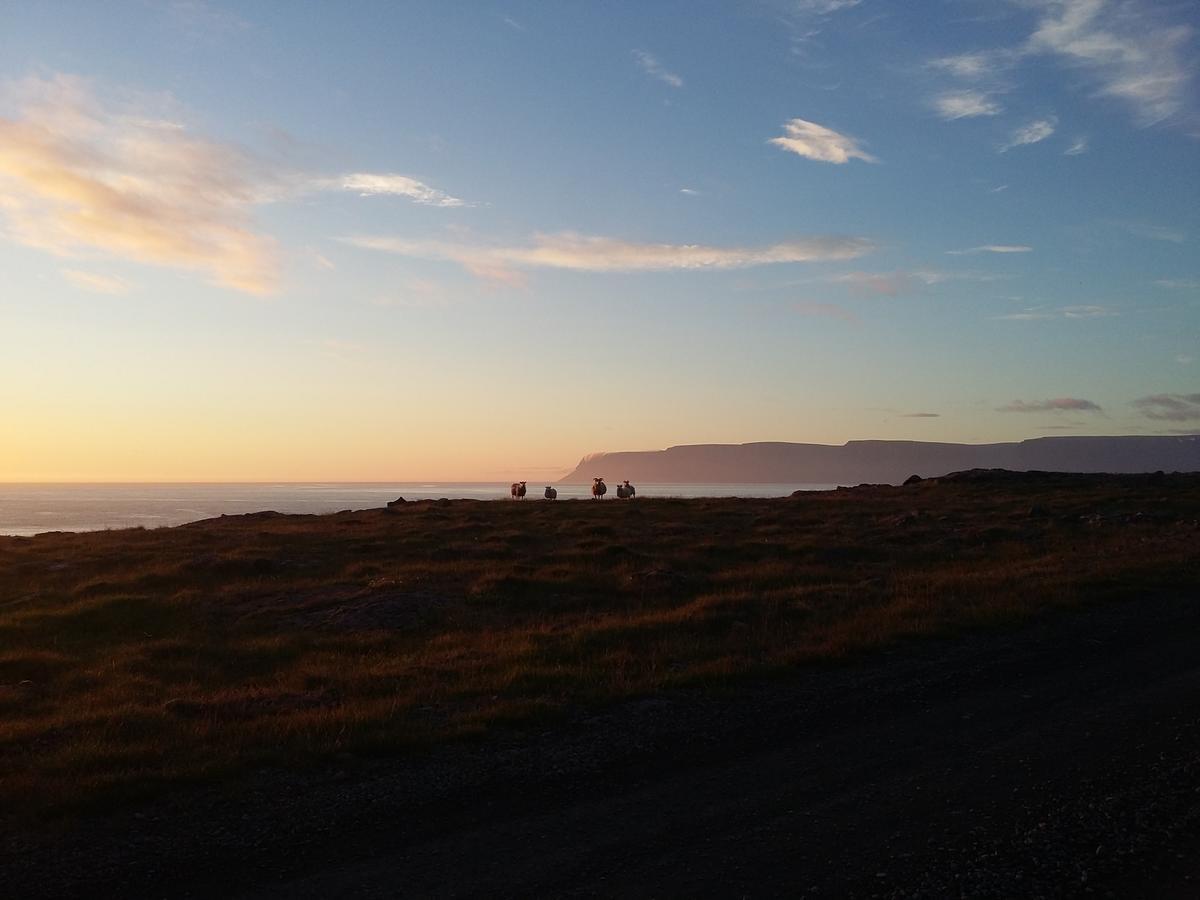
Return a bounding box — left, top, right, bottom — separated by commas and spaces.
510, 481, 527, 500
616, 480, 636, 499
544, 486, 558, 500
591, 477, 607, 500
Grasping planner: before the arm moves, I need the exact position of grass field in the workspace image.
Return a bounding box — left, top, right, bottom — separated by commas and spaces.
1, 471, 1197, 822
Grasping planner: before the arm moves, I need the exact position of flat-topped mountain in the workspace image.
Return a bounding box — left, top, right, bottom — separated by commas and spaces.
559, 435, 1200, 485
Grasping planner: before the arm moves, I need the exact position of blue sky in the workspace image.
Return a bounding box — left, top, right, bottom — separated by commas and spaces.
0, 0, 1197, 480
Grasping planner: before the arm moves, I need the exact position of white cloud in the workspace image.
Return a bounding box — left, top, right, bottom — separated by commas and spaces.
633, 50, 683, 88
679, 187, 700, 196
1064, 135, 1089, 155
1000, 116, 1057, 151
933, 90, 1002, 119
1155, 278, 1200, 289
769, 118, 877, 164
928, 52, 1005, 80
345, 231, 875, 281
947, 244, 1032, 255
61, 269, 131, 295
0, 74, 277, 294
1027, 0, 1196, 126
333, 173, 468, 207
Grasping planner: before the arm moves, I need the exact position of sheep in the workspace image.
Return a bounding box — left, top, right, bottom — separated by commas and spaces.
591, 477, 607, 500
510, 481, 527, 500
544, 486, 558, 500
616, 480, 636, 499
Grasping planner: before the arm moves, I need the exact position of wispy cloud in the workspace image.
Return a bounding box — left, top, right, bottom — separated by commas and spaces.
900, 412, 940, 418
633, 50, 683, 88
1155, 278, 1200, 290
345, 232, 875, 281
928, 51, 1007, 79
933, 90, 1002, 119
61, 269, 131, 295
1064, 135, 1089, 155
1026, 0, 1196, 126
1000, 116, 1057, 151
826, 268, 1000, 296
947, 244, 1032, 255
1123, 222, 1185, 243
794, 0, 862, 11
1133, 393, 1200, 421
330, 173, 469, 207
992, 304, 1115, 320
769, 118, 877, 164
1177, 354, 1195, 365
679, 187, 700, 196
997, 397, 1103, 413
0, 73, 277, 294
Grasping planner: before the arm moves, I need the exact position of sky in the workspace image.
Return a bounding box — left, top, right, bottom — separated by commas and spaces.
1, 0, 1198, 481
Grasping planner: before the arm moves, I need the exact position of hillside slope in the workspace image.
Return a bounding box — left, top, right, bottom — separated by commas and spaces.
559, 435, 1200, 484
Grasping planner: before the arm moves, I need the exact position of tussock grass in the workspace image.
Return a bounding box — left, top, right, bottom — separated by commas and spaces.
1, 473, 1198, 821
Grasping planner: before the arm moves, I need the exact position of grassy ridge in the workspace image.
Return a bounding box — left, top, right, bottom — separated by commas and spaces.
1, 473, 1198, 820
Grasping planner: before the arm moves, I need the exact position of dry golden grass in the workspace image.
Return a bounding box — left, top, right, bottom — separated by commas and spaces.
1, 472, 1197, 821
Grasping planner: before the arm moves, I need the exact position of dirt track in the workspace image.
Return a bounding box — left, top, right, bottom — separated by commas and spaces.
8, 592, 1200, 898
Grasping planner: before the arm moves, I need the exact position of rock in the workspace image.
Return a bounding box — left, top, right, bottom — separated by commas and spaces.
904, 474, 924, 486
386, 497, 406, 507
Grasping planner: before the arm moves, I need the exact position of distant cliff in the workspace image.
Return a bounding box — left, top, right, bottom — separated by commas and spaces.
558, 436, 1200, 485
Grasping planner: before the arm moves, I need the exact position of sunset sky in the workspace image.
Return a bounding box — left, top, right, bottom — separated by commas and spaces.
1, 0, 1197, 481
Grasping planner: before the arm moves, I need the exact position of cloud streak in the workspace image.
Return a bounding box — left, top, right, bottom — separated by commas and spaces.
825, 268, 1001, 296
633, 50, 683, 88
947, 245, 1032, 255
769, 118, 877, 164
346, 232, 875, 279
997, 398, 1103, 413
1132, 393, 1200, 421
992, 304, 1115, 320
0, 74, 278, 294
1064, 135, 1089, 155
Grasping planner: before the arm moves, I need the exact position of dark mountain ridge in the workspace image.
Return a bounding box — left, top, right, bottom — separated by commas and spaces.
559, 435, 1200, 484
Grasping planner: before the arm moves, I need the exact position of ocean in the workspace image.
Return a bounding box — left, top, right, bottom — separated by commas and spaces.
0, 482, 839, 537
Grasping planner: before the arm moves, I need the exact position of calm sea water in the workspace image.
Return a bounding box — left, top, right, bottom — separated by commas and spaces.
0, 483, 838, 537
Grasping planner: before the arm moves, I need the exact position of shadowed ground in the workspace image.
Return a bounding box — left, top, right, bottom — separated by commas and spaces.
2, 472, 1199, 896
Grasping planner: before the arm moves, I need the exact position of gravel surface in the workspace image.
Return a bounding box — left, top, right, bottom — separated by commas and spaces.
5, 593, 1200, 898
